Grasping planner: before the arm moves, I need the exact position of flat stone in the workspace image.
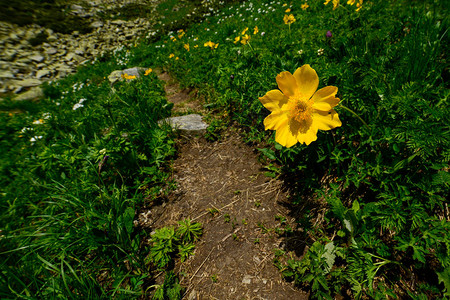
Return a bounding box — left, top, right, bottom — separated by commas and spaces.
36, 69, 51, 79
91, 21, 104, 28
45, 48, 58, 55
12, 78, 41, 88
30, 54, 45, 62
74, 48, 85, 55
161, 114, 209, 134
0, 70, 15, 79
14, 87, 43, 101
47, 35, 58, 42
111, 20, 127, 26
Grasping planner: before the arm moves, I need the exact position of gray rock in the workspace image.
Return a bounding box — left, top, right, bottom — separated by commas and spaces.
45, 48, 58, 55
14, 87, 43, 101
74, 48, 85, 55
47, 35, 58, 42
107, 67, 146, 84
30, 54, 45, 62
161, 114, 209, 134
0, 70, 15, 79
111, 20, 126, 26
4, 49, 17, 61
91, 21, 104, 28
12, 78, 41, 88
36, 69, 51, 79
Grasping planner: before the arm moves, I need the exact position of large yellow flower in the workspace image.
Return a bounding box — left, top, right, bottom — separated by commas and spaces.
259, 64, 342, 147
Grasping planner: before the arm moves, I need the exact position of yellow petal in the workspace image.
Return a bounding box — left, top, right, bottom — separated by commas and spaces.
276, 71, 298, 97
313, 110, 342, 131
259, 90, 289, 112
312, 86, 340, 111
288, 118, 318, 145
274, 121, 298, 148
263, 110, 289, 130
297, 125, 318, 145
293, 64, 319, 100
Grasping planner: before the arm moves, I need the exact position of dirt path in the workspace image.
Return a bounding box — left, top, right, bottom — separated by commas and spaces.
151, 72, 308, 299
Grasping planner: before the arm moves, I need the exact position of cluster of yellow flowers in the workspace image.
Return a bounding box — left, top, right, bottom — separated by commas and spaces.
204, 41, 219, 49
233, 26, 258, 46
121, 73, 136, 80
259, 65, 341, 147
177, 29, 186, 39
169, 53, 179, 60
324, 0, 363, 11
283, 14, 296, 25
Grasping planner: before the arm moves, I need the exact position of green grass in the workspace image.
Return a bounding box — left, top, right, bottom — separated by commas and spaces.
0, 47, 202, 297
1, 0, 449, 298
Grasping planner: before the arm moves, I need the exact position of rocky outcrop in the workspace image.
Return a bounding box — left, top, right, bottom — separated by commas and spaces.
0, 0, 160, 97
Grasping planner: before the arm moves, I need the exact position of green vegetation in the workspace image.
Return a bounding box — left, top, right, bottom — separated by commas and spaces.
129, 0, 448, 298
1, 0, 449, 298
0, 49, 203, 297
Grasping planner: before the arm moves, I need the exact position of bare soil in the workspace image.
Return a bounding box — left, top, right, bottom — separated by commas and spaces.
147, 72, 308, 299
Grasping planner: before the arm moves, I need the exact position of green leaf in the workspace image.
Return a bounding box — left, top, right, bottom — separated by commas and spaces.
322, 242, 336, 274
258, 147, 276, 160
122, 207, 135, 234
436, 268, 450, 297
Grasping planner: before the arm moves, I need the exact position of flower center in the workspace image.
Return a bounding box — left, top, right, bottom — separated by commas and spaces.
289, 98, 313, 123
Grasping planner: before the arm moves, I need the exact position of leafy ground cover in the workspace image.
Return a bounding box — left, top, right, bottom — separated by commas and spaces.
0, 56, 203, 297
1, 0, 449, 299
130, 0, 449, 298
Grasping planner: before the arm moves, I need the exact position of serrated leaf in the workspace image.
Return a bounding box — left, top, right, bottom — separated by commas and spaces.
321, 242, 336, 274
344, 218, 353, 233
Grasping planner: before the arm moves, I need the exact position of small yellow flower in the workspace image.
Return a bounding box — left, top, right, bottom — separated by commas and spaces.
324, 0, 331, 4
144, 68, 152, 76
241, 34, 251, 45
283, 14, 296, 25
175, 57, 179, 60
234, 36, 241, 44
184, 43, 190, 51
194, 45, 199, 48
356, 0, 363, 11
253, 26, 259, 35
283, 3, 287, 6
169, 53, 175, 58
347, 0, 355, 5
241, 27, 249, 35
178, 29, 185, 39
171, 37, 177, 42
333, 0, 340, 9
259, 64, 342, 147
285, 8, 291, 13
301, 3, 309, 10
204, 41, 219, 49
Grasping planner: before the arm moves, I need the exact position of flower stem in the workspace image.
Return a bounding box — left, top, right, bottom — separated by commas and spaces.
247, 42, 255, 54
339, 104, 369, 129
